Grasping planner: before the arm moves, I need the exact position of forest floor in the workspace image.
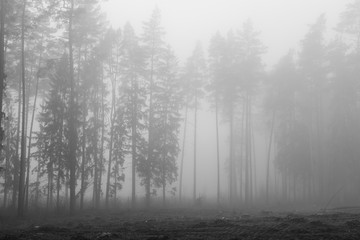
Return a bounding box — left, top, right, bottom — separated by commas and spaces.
1, 207, 360, 239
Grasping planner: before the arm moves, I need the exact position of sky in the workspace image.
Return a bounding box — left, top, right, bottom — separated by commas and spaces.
100, 0, 351, 200
102, 0, 350, 70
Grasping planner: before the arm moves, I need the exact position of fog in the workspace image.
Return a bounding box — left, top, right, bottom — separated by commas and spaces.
1, 0, 360, 218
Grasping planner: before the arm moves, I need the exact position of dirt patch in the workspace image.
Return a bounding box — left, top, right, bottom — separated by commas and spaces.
1, 209, 360, 239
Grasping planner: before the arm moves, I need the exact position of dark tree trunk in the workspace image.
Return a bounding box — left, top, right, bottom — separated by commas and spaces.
0, 0, 5, 144
193, 93, 198, 203
25, 51, 42, 211
105, 78, 115, 207
266, 111, 275, 204
68, 0, 77, 215
179, 98, 188, 202
131, 77, 137, 208
215, 95, 220, 206
18, 0, 27, 217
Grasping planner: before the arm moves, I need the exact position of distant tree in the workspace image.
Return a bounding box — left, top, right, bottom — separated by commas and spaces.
337, 0, 360, 51
208, 32, 226, 205
0, 0, 6, 148
36, 54, 69, 212
18, 0, 28, 217
120, 23, 147, 208
298, 14, 327, 200
184, 43, 207, 203
1, 95, 18, 208
103, 28, 122, 207
141, 7, 167, 206
151, 46, 182, 205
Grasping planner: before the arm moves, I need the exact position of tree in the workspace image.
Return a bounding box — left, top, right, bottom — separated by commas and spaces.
0, 0, 6, 146
104, 28, 122, 208
208, 32, 226, 205
18, 0, 27, 217
141, 7, 166, 206
152, 46, 182, 205
120, 22, 147, 208
36, 54, 69, 211
184, 43, 206, 203
298, 14, 327, 200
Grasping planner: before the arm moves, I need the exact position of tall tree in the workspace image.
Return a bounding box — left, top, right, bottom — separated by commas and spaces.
17, 0, 27, 217
141, 7, 166, 206
152, 46, 182, 205
0, 0, 6, 146
120, 23, 147, 208
298, 14, 327, 201
184, 43, 206, 203
208, 32, 226, 205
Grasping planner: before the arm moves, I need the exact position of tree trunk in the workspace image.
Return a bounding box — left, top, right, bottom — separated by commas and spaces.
56, 158, 61, 212
80, 93, 87, 210
18, 0, 27, 217
99, 74, 105, 208
215, 95, 220, 206
193, 93, 198, 203
3, 106, 10, 208
0, 0, 5, 144
229, 102, 234, 204
68, 0, 77, 215
162, 107, 168, 207
92, 90, 99, 209
131, 77, 137, 208
25, 51, 42, 211
266, 111, 275, 204
34, 159, 40, 208
178, 101, 188, 202
47, 160, 53, 210
244, 94, 250, 206
105, 78, 116, 208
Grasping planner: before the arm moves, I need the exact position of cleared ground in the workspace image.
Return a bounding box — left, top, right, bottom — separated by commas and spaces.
1, 208, 360, 239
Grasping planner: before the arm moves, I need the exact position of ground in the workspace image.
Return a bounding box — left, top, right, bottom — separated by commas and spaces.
1, 208, 360, 239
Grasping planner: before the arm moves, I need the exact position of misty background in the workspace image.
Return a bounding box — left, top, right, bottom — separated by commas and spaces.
0, 0, 359, 217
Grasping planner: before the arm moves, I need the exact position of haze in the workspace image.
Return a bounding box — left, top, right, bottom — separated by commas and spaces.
0, 0, 359, 220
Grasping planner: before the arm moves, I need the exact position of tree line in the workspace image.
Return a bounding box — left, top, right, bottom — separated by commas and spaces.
0, 0, 360, 217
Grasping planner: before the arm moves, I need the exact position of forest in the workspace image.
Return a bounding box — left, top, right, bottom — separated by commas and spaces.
0, 0, 360, 220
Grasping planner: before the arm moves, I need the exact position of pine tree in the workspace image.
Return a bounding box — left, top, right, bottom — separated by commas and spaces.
152, 46, 182, 205
141, 7, 166, 206
120, 23, 147, 208
184, 43, 206, 203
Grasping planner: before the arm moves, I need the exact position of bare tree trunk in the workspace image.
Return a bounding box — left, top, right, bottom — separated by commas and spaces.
3, 106, 10, 208
131, 77, 138, 208
56, 159, 61, 212
193, 93, 198, 203
25, 51, 42, 211
215, 95, 220, 206
0, 0, 5, 136
178, 102, 188, 202
162, 106, 168, 207
13, 76, 21, 208
105, 78, 116, 208
47, 160, 53, 210
18, 0, 27, 217
92, 92, 99, 208
229, 102, 234, 204
34, 160, 40, 208
266, 111, 275, 204
145, 51, 156, 208
244, 94, 250, 206
68, 0, 77, 215
0, 0, 5, 207
99, 75, 105, 208
80, 94, 87, 210
239, 100, 246, 203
